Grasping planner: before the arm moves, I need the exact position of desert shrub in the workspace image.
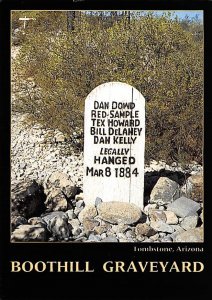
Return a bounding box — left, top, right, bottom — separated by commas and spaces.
12, 11, 203, 163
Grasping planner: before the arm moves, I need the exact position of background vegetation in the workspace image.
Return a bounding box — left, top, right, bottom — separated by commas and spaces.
11, 11, 203, 164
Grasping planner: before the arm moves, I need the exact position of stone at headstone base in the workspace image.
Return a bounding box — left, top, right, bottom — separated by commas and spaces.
83, 218, 100, 234
11, 180, 46, 219
45, 189, 67, 212
95, 197, 103, 207
135, 223, 156, 237
68, 218, 80, 229
164, 211, 178, 225
72, 227, 82, 236
167, 196, 201, 218
97, 202, 142, 225
150, 177, 180, 205
75, 193, 84, 201
174, 227, 203, 242
180, 215, 198, 230
101, 236, 119, 243
78, 205, 97, 223
11, 224, 47, 242
150, 177, 179, 205
47, 171, 78, 198
181, 174, 203, 202
149, 209, 167, 223
150, 221, 174, 233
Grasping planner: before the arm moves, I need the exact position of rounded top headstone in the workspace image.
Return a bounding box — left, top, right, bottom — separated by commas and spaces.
84, 81, 145, 209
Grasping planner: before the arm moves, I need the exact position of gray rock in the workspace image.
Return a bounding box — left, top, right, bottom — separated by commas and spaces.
76, 200, 84, 209
180, 215, 198, 230
42, 212, 70, 240
95, 197, 103, 207
101, 236, 119, 243
167, 196, 201, 218
74, 206, 84, 216
161, 236, 173, 242
78, 205, 97, 223
150, 177, 180, 205
97, 201, 142, 225
88, 234, 101, 242
175, 227, 203, 242
65, 209, 76, 220
11, 224, 47, 242
150, 221, 174, 233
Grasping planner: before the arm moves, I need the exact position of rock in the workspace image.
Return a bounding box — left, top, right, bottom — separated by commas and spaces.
101, 236, 119, 243
47, 171, 78, 198
74, 206, 84, 216
83, 219, 100, 234
180, 215, 198, 230
94, 225, 108, 235
167, 196, 201, 218
11, 215, 28, 230
75, 193, 84, 201
181, 174, 203, 202
66, 209, 76, 220
161, 236, 173, 242
95, 197, 103, 207
164, 211, 178, 225
150, 177, 180, 205
111, 224, 129, 234
11, 225, 47, 242
97, 202, 141, 225
11, 180, 46, 219
149, 210, 167, 222
54, 132, 66, 143
135, 223, 156, 237
78, 205, 97, 223
150, 233, 160, 241
88, 234, 101, 242
42, 212, 70, 240
175, 227, 203, 242
143, 203, 157, 214
150, 221, 174, 233
28, 217, 46, 226
76, 200, 84, 209
68, 218, 80, 229
45, 189, 67, 212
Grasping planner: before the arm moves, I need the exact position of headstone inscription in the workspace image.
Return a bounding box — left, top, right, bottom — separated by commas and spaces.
84, 82, 145, 209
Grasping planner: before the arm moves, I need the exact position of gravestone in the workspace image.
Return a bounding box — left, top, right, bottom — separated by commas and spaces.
84, 82, 145, 209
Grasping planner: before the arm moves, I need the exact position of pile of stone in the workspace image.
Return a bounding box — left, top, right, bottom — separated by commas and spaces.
11, 171, 203, 243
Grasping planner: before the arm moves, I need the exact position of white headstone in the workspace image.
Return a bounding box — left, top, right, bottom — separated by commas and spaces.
84, 82, 145, 209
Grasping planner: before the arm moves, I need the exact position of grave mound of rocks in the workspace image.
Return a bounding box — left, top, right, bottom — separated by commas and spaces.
11, 170, 203, 243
